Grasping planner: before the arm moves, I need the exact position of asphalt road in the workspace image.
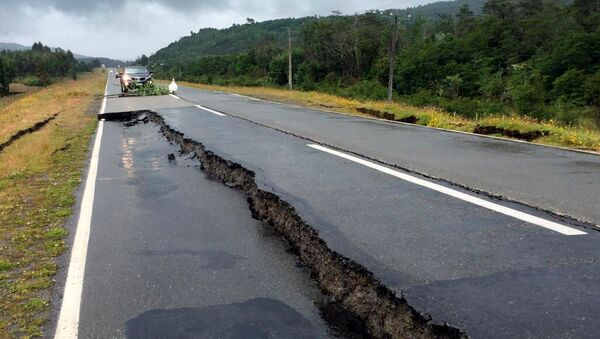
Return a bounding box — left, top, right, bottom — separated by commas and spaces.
55, 72, 600, 338
155, 104, 599, 338
77, 121, 360, 338
174, 86, 600, 227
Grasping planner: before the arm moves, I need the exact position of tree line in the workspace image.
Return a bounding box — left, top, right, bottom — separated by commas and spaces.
150, 0, 600, 126
0, 42, 99, 95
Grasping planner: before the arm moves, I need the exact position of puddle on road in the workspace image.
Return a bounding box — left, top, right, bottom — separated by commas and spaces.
126, 297, 368, 339
126, 298, 320, 339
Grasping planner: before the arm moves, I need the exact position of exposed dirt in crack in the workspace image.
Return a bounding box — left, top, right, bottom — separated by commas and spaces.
0, 113, 59, 153
122, 111, 467, 339
473, 125, 550, 141
357, 107, 419, 124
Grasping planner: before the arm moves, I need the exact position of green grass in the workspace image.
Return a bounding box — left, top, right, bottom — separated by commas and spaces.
0, 70, 103, 337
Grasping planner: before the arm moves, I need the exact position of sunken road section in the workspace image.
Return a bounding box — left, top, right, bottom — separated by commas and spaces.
109, 111, 466, 339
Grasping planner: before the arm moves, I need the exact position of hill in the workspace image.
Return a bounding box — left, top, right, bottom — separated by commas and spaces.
150, 17, 315, 64
149, 0, 486, 64
389, 0, 486, 17
0, 42, 122, 65
0, 42, 29, 51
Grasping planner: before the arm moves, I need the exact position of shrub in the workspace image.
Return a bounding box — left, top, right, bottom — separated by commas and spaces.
22, 76, 43, 87
552, 69, 586, 104
402, 89, 440, 107
339, 80, 388, 101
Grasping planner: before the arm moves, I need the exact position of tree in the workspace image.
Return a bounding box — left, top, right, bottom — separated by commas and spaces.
0, 56, 13, 95
455, 5, 475, 37
483, 0, 519, 21
136, 54, 149, 66
584, 69, 600, 126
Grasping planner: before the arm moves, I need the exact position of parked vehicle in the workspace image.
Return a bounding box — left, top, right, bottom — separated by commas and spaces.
116, 66, 153, 92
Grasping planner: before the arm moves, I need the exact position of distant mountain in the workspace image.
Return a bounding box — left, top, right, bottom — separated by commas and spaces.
0, 42, 29, 51
389, 0, 487, 18
149, 0, 487, 64
77, 57, 126, 68
0, 42, 123, 66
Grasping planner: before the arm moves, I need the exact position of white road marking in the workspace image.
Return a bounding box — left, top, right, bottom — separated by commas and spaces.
231, 93, 264, 102
195, 104, 226, 116
99, 77, 108, 114
307, 144, 587, 236
169, 94, 180, 99
55, 76, 109, 339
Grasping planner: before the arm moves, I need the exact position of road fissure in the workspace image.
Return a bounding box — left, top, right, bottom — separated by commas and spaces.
122, 111, 467, 339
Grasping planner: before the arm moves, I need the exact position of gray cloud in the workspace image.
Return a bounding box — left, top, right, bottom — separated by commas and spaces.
0, 0, 431, 59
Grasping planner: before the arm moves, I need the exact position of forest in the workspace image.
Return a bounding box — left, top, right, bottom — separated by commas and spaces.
150, 0, 599, 126
0, 42, 99, 94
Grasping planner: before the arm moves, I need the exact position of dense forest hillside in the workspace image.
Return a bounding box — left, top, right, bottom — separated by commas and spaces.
150, 17, 315, 63
149, 0, 487, 64
149, 0, 599, 127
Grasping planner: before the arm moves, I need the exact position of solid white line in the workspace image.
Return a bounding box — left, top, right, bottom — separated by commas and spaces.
307, 144, 587, 236
195, 104, 226, 116
55, 121, 104, 338
169, 94, 180, 99
99, 79, 108, 115
55, 76, 109, 339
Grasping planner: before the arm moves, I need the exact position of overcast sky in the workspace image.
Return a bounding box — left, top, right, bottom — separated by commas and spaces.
0, 0, 435, 60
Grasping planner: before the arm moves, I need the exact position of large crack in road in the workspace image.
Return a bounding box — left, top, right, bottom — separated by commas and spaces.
118, 111, 466, 339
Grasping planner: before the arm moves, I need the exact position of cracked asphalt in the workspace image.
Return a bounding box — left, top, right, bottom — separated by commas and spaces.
56, 71, 600, 338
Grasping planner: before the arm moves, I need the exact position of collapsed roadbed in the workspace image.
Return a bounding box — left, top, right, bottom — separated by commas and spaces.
114, 110, 466, 339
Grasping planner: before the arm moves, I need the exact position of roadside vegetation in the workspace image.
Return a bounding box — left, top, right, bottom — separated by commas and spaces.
0, 84, 40, 111
151, 0, 600, 151
0, 70, 103, 337
122, 82, 170, 96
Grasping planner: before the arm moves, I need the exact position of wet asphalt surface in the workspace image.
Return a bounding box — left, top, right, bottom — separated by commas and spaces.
78, 120, 364, 338
173, 86, 600, 227
154, 105, 600, 339
72, 73, 600, 338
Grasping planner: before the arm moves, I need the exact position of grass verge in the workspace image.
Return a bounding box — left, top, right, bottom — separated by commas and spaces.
0, 70, 103, 337
0, 84, 40, 111
175, 81, 600, 152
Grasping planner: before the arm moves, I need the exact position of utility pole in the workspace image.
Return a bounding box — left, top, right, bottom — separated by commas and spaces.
387, 15, 398, 102
288, 27, 293, 90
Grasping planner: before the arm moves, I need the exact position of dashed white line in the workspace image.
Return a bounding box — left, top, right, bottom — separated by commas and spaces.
231, 93, 264, 102
55, 75, 109, 339
195, 104, 226, 116
307, 144, 586, 236
169, 94, 180, 99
